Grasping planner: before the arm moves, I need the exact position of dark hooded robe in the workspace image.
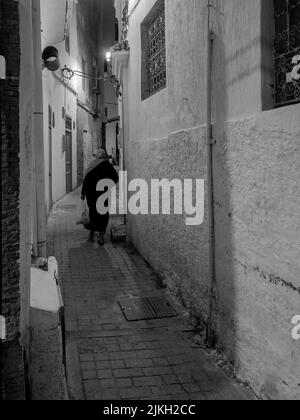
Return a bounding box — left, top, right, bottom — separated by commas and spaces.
81, 160, 119, 233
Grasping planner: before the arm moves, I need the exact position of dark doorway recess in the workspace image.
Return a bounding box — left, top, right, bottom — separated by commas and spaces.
65, 116, 73, 194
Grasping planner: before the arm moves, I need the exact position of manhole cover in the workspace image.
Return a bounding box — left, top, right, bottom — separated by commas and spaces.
147, 296, 177, 318
118, 296, 177, 322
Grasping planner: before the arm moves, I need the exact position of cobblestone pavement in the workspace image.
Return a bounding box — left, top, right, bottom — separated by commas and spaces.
47, 189, 255, 401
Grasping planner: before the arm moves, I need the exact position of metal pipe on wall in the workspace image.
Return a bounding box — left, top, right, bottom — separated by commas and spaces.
206, 0, 216, 346
120, 79, 127, 225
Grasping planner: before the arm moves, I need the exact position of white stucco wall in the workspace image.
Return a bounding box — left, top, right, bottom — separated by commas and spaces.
106, 121, 118, 159
121, 0, 300, 400
43, 74, 77, 207
123, 0, 211, 325
42, 0, 79, 209
77, 107, 100, 170
213, 108, 300, 400
210, 0, 300, 400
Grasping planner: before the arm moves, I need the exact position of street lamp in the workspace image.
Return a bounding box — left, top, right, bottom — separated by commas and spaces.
42, 47, 121, 97
42, 46, 60, 72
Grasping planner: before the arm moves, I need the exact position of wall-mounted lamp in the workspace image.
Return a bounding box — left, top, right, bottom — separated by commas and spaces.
42, 46, 60, 72
104, 51, 112, 75
41, 46, 121, 97
106, 52, 112, 63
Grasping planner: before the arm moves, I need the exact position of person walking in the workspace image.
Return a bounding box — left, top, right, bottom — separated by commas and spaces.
81, 149, 119, 245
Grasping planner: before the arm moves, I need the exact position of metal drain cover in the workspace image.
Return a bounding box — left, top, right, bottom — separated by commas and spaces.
147, 296, 177, 318
118, 296, 177, 322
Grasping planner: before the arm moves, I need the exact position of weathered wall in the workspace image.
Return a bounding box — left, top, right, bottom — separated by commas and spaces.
213, 111, 300, 400
19, 0, 36, 364
1, 0, 21, 344
77, 106, 101, 176
126, 0, 210, 324
42, 0, 78, 209
0, 0, 26, 400
211, 0, 300, 400
123, 0, 300, 400
42, 74, 77, 206
128, 127, 210, 320
106, 121, 118, 160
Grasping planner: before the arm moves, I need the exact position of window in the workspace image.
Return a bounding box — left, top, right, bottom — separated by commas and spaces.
141, 0, 166, 100
274, 0, 300, 107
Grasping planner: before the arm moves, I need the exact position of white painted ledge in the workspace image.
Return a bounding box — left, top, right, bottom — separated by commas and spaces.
30, 257, 63, 313
29, 258, 68, 399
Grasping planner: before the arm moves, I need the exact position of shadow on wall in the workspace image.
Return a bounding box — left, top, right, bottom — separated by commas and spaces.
211, 1, 267, 371
211, 24, 236, 366
210, 0, 300, 400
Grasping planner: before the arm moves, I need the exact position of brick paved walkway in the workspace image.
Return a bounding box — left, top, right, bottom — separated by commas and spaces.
47, 188, 254, 401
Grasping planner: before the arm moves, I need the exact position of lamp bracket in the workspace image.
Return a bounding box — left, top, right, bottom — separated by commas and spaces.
61, 66, 122, 97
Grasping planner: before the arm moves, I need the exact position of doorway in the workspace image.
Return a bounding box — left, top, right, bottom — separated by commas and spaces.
65, 116, 73, 194
116, 123, 120, 165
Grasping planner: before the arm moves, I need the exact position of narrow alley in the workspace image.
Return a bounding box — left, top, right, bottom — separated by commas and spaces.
47, 188, 254, 401
1, 0, 300, 402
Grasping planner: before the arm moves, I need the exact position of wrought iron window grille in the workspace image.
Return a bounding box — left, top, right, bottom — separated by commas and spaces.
61, 66, 122, 98
141, 0, 166, 100
147, 2, 166, 96
274, 0, 300, 107
113, 0, 130, 52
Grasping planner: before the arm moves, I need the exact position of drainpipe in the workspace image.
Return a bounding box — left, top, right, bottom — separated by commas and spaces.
32, 0, 47, 258
206, 0, 216, 346
120, 80, 127, 226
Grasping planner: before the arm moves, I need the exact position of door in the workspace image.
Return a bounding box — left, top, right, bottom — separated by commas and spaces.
102, 122, 106, 150
65, 117, 73, 194
48, 106, 53, 207
116, 123, 120, 165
